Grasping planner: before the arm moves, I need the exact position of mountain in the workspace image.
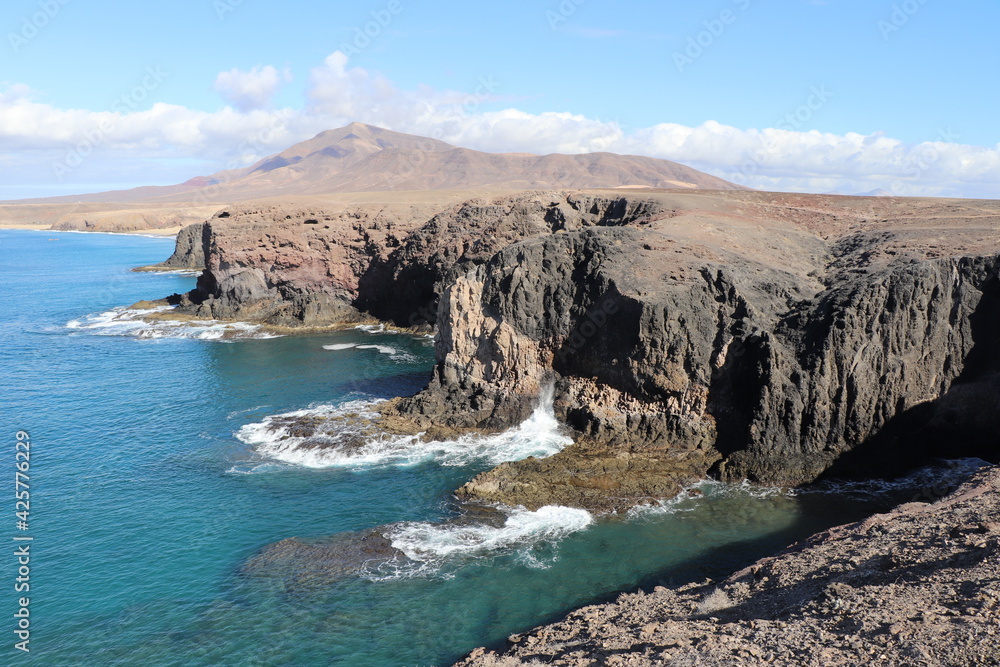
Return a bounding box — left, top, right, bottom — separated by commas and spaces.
16, 123, 747, 205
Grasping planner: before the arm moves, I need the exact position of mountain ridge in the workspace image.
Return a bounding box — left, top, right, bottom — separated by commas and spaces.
9, 123, 747, 206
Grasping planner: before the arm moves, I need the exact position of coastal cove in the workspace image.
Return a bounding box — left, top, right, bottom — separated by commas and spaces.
1, 229, 987, 666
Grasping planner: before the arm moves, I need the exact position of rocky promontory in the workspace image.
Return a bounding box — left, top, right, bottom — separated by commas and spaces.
165, 199, 443, 326
160, 190, 1000, 511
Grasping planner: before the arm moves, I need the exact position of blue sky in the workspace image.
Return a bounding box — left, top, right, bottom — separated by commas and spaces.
2, 0, 998, 199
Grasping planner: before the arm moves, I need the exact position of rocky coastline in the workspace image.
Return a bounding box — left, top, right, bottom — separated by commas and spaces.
455, 463, 1000, 666
154, 189, 1000, 511
148, 188, 1000, 664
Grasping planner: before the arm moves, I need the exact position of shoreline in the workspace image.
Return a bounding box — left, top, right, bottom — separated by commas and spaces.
456, 462, 1000, 666
125, 298, 435, 338
0, 224, 181, 237
135, 191, 1000, 511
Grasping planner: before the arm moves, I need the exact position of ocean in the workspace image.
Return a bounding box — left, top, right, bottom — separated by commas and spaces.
0, 229, 976, 666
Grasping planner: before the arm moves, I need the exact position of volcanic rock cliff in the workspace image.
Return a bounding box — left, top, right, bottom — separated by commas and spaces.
164, 190, 1000, 510
168, 200, 441, 325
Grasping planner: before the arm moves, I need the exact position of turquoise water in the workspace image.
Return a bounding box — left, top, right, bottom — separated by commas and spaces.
0, 230, 961, 666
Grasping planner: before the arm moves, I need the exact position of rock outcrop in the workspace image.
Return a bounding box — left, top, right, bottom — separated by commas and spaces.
139, 221, 210, 270
454, 463, 1000, 667
171, 193, 678, 329
170, 202, 440, 326
161, 190, 1000, 510
241, 530, 403, 591
385, 193, 1000, 510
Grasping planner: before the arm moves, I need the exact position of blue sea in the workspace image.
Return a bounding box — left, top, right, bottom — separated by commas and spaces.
0, 229, 978, 666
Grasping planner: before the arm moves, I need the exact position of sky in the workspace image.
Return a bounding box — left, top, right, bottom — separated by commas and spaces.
2, 0, 999, 200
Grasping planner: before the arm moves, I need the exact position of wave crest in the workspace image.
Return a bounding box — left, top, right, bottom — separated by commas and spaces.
364, 505, 594, 580
235, 389, 573, 470
67, 306, 280, 341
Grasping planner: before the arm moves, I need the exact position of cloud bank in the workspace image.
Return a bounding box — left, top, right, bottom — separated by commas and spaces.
2, 52, 998, 199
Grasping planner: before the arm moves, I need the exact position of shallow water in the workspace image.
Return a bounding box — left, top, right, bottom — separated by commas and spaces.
0, 230, 978, 666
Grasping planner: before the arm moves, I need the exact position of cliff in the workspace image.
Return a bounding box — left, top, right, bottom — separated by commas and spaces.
168, 200, 443, 325
163, 190, 1000, 509
139, 221, 210, 270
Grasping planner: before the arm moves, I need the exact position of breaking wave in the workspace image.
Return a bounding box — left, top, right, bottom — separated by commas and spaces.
234, 386, 573, 470
321, 342, 417, 362
143, 268, 202, 276
67, 306, 280, 341
365, 505, 594, 580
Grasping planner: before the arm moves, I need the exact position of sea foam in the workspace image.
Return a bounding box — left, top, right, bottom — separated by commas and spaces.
322, 342, 416, 362
388, 506, 594, 561
235, 386, 573, 470
363, 505, 594, 580
67, 306, 280, 341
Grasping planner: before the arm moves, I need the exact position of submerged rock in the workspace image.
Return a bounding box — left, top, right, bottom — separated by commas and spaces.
241, 530, 405, 589
456, 445, 720, 513
241, 504, 512, 590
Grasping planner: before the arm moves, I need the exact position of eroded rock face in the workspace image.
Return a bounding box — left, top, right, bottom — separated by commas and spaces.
176, 193, 676, 329
149, 221, 209, 270
722, 257, 1000, 484
174, 203, 434, 326
162, 190, 1000, 509
356, 193, 676, 327
394, 196, 1000, 507
410, 242, 1000, 508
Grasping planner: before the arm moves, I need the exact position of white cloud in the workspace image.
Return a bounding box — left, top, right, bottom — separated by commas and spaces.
1, 51, 999, 199
214, 65, 291, 112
